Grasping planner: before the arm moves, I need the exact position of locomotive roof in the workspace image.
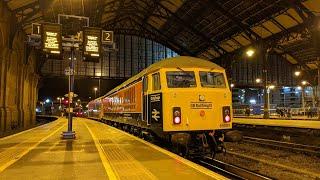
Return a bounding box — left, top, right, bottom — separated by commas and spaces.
105, 56, 225, 96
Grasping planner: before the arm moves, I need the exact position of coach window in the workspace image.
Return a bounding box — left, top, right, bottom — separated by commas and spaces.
143, 76, 148, 92
152, 72, 161, 91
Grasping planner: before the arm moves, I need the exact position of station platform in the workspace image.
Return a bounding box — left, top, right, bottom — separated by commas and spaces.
0, 117, 226, 179
234, 117, 320, 129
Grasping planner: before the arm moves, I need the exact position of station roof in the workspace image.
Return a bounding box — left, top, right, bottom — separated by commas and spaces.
5, 0, 320, 70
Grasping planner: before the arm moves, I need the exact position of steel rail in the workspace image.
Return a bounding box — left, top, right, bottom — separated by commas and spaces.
243, 136, 320, 156
194, 156, 272, 180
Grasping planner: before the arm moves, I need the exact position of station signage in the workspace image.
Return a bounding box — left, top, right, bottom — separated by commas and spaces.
32, 23, 41, 36
41, 23, 62, 54
102, 31, 114, 44
83, 27, 101, 61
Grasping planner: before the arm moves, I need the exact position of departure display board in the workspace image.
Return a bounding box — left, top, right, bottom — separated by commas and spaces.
41, 23, 62, 54
83, 27, 101, 61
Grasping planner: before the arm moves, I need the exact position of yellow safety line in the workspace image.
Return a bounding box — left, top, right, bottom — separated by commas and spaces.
83, 121, 118, 180
228, 151, 320, 178
0, 122, 67, 173
104, 121, 228, 180
0, 117, 64, 141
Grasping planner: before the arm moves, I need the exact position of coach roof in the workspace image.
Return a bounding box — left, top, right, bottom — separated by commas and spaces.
105, 56, 225, 96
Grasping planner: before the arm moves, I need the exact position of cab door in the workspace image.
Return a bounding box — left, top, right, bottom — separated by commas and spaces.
142, 76, 150, 125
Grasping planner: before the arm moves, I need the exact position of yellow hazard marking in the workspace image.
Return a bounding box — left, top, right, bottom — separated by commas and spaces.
0, 117, 63, 142
107, 123, 228, 180
83, 121, 118, 180
0, 121, 66, 173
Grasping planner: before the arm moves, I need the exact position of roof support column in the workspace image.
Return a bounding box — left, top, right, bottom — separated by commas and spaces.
262, 45, 271, 119
317, 61, 320, 120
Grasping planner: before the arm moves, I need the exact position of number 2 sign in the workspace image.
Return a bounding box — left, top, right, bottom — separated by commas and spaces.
102, 31, 113, 44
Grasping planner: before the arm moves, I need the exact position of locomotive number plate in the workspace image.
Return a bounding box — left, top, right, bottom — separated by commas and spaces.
220, 123, 231, 128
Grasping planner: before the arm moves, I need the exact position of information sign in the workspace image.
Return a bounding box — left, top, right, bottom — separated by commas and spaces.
83, 27, 101, 61
41, 23, 62, 54
65, 67, 74, 76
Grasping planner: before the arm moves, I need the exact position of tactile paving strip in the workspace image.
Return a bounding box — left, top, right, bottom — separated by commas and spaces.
85, 121, 157, 180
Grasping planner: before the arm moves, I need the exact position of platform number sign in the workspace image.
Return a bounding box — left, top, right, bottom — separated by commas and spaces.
83, 27, 101, 62
32, 23, 41, 35
41, 23, 62, 54
102, 31, 114, 44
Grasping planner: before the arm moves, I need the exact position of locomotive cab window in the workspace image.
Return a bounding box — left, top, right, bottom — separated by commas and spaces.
152, 73, 161, 91
143, 76, 148, 92
166, 71, 196, 88
200, 71, 226, 88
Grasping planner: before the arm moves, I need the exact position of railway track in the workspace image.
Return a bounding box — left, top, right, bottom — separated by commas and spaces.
193, 156, 272, 180
243, 136, 320, 156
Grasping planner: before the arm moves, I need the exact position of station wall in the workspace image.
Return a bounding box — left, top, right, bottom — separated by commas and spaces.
0, 1, 39, 133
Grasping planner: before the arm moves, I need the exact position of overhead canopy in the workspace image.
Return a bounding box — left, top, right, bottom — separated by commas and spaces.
6, 0, 320, 69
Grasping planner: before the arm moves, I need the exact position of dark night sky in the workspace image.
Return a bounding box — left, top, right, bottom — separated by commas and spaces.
38, 77, 126, 102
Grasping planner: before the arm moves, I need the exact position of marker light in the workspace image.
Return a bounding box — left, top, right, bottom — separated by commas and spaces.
222, 106, 231, 123
225, 115, 230, 122
173, 107, 181, 124
174, 117, 181, 124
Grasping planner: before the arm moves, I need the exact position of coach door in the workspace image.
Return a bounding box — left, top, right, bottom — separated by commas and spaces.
143, 76, 150, 125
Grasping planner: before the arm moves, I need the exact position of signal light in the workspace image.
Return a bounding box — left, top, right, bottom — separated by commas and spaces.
173, 107, 181, 124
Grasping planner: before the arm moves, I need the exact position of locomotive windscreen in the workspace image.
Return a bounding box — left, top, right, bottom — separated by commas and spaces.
199, 71, 226, 88
166, 71, 196, 88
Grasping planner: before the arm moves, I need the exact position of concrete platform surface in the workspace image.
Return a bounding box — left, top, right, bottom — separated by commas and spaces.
234, 117, 320, 129
0, 117, 226, 180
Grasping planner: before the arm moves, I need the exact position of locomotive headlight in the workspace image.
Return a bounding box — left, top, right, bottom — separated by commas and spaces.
173, 107, 181, 124
174, 110, 181, 117
199, 95, 205, 101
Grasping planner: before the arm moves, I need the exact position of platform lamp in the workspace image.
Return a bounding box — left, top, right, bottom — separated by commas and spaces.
301, 80, 309, 114
294, 71, 301, 77
94, 87, 98, 99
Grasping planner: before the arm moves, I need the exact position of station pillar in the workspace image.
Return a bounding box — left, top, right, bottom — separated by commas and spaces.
262, 47, 271, 119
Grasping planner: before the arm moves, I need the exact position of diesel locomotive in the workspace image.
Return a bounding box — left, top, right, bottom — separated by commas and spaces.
88, 56, 232, 156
